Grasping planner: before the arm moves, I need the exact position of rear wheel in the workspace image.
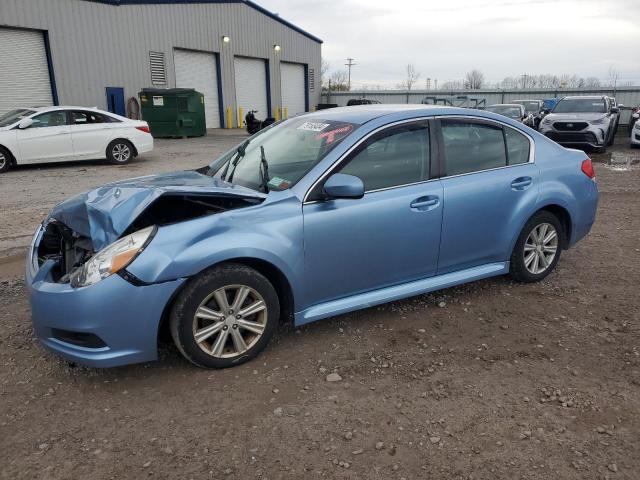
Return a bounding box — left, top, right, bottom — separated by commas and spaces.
510, 211, 563, 283
106, 139, 134, 165
170, 263, 279, 369
0, 147, 13, 173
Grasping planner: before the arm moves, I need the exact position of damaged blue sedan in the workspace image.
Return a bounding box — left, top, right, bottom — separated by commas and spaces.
27, 105, 598, 369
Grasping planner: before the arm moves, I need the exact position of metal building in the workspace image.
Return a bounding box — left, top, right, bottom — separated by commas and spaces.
0, 0, 322, 128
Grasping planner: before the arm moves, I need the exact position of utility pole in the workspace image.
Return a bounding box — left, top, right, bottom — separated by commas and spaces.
521, 73, 528, 89
345, 58, 356, 91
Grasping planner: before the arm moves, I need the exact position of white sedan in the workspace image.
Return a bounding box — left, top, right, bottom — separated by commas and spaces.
0, 106, 153, 173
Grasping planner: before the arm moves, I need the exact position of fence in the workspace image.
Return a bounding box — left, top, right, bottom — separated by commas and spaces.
322, 87, 640, 125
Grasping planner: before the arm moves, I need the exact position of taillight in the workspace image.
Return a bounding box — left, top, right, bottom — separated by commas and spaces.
136, 125, 151, 134
581, 158, 595, 179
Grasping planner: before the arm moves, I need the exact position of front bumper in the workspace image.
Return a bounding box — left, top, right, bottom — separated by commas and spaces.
540, 124, 606, 148
28, 260, 184, 368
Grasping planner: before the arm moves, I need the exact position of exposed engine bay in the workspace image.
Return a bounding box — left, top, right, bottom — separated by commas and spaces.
37, 193, 263, 283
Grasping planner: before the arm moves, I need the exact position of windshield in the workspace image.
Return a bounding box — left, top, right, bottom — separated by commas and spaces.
486, 106, 522, 119
208, 117, 359, 192
515, 101, 539, 113
0, 108, 35, 127
553, 98, 606, 114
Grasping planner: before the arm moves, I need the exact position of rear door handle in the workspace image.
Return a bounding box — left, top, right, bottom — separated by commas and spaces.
511, 177, 532, 190
410, 196, 439, 211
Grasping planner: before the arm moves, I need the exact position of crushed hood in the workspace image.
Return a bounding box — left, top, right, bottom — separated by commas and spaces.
48, 170, 266, 251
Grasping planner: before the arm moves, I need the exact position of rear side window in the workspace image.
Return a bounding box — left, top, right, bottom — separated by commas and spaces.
441, 121, 506, 175
339, 123, 430, 191
71, 111, 119, 125
505, 127, 530, 165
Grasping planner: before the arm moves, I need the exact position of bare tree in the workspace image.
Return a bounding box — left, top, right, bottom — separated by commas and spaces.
328, 69, 349, 91
499, 76, 519, 89
607, 66, 620, 88
440, 79, 464, 90
464, 69, 484, 89
320, 59, 331, 90
397, 64, 420, 91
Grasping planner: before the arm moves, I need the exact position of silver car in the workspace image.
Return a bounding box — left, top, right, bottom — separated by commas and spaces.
485, 104, 534, 127
538, 96, 619, 153
631, 113, 640, 148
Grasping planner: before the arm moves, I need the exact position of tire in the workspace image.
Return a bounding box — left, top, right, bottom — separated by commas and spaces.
106, 139, 134, 165
509, 211, 563, 283
594, 146, 606, 154
0, 146, 13, 174
607, 127, 615, 146
170, 263, 280, 369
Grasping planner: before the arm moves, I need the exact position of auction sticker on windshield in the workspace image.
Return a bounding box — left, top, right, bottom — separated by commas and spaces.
297, 122, 330, 132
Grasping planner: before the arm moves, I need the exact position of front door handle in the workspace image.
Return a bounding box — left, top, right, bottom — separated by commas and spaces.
410, 196, 439, 211
511, 177, 532, 190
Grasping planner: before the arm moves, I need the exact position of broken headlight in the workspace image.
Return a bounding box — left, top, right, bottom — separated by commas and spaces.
70, 226, 156, 288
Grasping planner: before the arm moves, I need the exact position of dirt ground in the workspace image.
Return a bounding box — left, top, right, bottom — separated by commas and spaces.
0, 131, 639, 480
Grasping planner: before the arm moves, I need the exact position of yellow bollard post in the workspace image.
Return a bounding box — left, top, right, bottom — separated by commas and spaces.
226, 107, 232, 129
284, 107, 288, 119
238, 107, 244, 128
275, 107, 281, 122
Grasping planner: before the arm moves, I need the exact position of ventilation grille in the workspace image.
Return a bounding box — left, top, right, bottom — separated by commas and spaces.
308, 68, 315, 91
149, 51, 166, 85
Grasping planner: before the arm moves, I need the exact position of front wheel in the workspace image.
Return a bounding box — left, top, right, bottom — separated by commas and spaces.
510, 211, 563, 283
170, 263, 280, 369
0, 147, 13, 173
106, 139, 134, 165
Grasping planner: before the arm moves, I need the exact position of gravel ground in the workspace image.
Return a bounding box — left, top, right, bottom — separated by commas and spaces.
0, 132, 639, 479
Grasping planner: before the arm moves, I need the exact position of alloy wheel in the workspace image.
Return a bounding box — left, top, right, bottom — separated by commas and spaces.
192, 284, 267, 358
112, 143, 131, 162
0, 152, 6, 170
523, 222, 558, 275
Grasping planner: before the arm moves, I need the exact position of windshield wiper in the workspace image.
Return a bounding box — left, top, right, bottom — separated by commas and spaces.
259, 145, 270, 193
219, 140, 249, 181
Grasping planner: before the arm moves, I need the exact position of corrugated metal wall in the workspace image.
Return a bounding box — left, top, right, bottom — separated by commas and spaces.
323, 88, 640, 124
0, 0, 322, 127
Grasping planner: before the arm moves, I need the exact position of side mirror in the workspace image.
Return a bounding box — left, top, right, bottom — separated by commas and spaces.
618, 104, 624, 108
18, 118, 33, 129
323, 173, 364, 200
610, 106, 619, 114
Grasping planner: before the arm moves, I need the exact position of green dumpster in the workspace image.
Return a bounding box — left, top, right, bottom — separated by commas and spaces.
139, 88, 206, 138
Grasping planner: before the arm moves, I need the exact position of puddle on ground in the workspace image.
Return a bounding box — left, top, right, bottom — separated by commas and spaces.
602, 150, 640, 171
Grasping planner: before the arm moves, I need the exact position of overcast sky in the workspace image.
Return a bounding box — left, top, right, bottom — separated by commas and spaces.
259, 0, 640, 89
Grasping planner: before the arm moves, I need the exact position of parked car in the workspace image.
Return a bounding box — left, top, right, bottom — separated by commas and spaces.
512, 99, 546, 129
630, 110, 640, 148
27, 105, 598, 369
538, 96, 619, 153
0, 106, 153, 173
485, 104, 534, 127
605, 96, 622, 139
346, 99, 382, 106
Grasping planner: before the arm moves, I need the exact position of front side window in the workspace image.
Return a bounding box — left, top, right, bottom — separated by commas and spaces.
338, 123, 430, 191
442, 121, 506, 176
30, 111, 68, 128
209, 117, 360, 192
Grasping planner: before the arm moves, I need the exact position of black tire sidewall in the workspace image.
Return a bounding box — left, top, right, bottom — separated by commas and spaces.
106, 139, 133, 164
510, 211, 563, 283
0, 147, 12, 173
170, 264, 280, 369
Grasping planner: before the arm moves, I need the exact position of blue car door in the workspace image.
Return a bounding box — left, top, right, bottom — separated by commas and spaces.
436, 117, 539, 274
302, 120, 443, 307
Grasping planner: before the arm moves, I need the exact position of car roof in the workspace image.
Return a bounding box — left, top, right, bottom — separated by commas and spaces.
302, 104, 465, 124
21, 106, 116, 114
561, 96, 606, 100
512, 99, 541, 102
488, 104, 522, 107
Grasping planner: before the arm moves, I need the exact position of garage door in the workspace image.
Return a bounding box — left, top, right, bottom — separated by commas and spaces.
234, 57, 268, 122
281, 62, 306, 116
0, 28, 53, 116
174, 49, 220, 129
